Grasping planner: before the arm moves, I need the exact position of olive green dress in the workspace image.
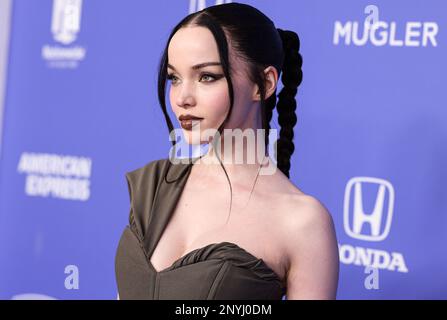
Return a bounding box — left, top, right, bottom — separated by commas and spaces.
115, 157, 287, 299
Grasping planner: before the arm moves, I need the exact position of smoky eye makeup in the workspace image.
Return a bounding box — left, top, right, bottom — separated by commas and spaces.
166, 72, 224, 83
200, 72, 224, 81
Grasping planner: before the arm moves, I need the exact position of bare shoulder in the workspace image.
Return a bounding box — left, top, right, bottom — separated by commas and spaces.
275, 192, 340, 299
260, 172, 336, 237
278, 193, 335, 234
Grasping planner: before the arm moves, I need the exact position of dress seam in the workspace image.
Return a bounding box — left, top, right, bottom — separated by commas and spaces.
206, 261, 230, 300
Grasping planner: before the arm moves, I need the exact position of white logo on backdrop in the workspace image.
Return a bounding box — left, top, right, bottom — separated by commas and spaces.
52, 0, 82, 45
344, 177, 394, 241
11, 293, 58, 300
189, 0, 232, 14
17, 152, 92, 201
42, 0, 86, 69
339, 176, 409, 273
333, 5, 439, 47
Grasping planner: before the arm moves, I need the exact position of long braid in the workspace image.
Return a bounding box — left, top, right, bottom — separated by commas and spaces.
275, 28, 303, 178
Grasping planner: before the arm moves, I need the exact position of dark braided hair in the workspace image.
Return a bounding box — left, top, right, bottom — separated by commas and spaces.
157, 3, 303, 219
272, 29, 303, 178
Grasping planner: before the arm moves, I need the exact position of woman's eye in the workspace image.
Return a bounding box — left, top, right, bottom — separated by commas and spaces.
200, 74, 216, 82
167, 73, 222, 85
167, 74, 179, 84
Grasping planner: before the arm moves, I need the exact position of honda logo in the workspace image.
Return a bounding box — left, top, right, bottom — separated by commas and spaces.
344, 177, 395, 241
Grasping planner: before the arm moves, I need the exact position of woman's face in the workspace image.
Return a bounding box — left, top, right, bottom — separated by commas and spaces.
167, 26, 258, 145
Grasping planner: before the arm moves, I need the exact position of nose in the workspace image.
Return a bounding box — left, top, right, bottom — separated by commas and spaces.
175, 81, 196, 109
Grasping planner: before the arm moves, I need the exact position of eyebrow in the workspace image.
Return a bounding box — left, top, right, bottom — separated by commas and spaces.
167, 62, 222, 71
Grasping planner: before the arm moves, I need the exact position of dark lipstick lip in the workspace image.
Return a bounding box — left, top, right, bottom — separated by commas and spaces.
179, 114, 203, 121
180, 118, 201, 131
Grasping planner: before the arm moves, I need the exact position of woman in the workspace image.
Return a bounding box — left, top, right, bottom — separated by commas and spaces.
115, 2, 339, 300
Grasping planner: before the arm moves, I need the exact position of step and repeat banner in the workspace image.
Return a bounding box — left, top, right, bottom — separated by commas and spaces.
0, 0, 445, 299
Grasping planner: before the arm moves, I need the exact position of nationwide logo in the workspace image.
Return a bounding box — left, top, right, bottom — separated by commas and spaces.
41, 0, 87, 69
189, 0, 232, 14
17, 152, 92, 201
11, 293, 58, 300
338, 177, 409, 273
333, 5, 439, 47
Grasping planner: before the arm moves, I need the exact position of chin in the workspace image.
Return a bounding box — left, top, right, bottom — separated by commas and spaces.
183, 135, 203, 145
182, 123, 218, 145
181, 128, 205, 145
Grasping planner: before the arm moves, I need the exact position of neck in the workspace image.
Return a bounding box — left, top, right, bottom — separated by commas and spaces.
192, 106, 278, 183
194, 129, 271, 185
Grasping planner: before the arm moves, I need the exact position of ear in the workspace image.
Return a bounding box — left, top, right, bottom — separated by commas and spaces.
252, 66, 279, 101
